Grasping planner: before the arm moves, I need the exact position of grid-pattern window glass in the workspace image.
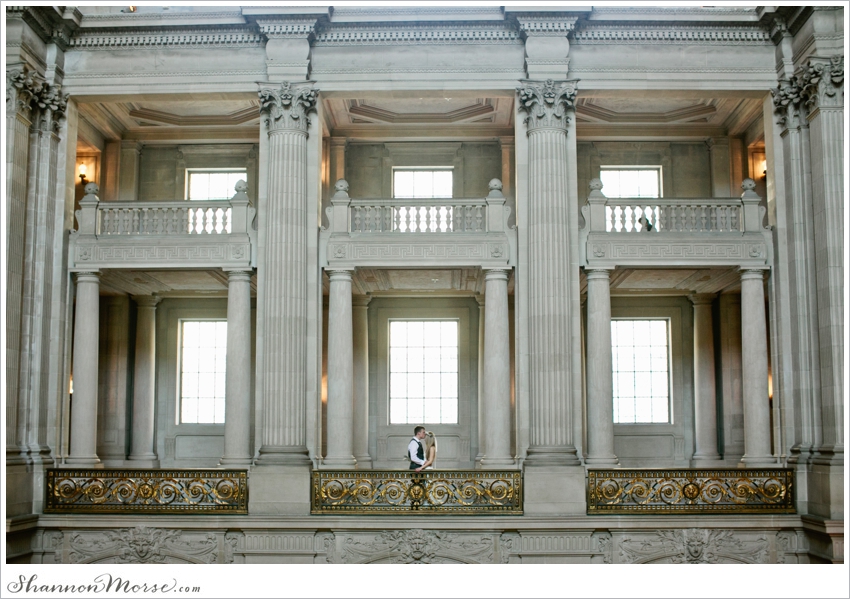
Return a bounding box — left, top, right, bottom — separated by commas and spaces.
180, 320, 227, 424
186, 170, 246, 201
600, 168, 661, 199
393, 169, 453, 198
389, 320, 458, 424
611, 319, 670, 424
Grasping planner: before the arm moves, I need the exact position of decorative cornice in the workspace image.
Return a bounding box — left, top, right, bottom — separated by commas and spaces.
80, 10, 245, 22
258, 81, 318, 134
312, 23, 521, 46
516, 79, 578, 132
797, 55, 844, 110
515, 16, 577, 37
256, 18, 317, 38
67, 26, 264, 49
573, 25, 770, 45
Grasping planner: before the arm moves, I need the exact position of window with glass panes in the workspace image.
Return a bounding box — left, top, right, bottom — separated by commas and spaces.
611, 319, 670, 424
599, 167, 661, 199
393, 169, 453, 199
186, 169, 246, 201
179, 320, 227, 424
389, 320, 458, 424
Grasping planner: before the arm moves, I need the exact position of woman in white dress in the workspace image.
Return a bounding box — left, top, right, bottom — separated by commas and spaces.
422, 431, 437, 469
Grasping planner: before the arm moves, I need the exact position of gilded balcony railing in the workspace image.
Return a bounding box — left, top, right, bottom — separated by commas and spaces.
312, 470, 523, 514
587, 468, 795, 515
44, 469, 248, 514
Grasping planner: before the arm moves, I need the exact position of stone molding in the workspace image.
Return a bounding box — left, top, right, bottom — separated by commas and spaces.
313, 23, 521, 45
573, 25, 770, 44
516, 79, 578, 132
70, 239, 253, 270
325, 238, 512, 269
584, 237, 768, 268
515, 16, 578, 37
257, 81, 318, 134
256, 18, 317, 39
68, 26, 265, 49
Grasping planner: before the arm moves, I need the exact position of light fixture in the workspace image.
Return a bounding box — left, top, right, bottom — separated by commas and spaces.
78, 163, 87, 185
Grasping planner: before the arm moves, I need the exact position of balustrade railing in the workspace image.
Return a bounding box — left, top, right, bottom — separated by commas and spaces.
97, 201, 232, 235
350, 200, 486, 233
605, 200, 741, 233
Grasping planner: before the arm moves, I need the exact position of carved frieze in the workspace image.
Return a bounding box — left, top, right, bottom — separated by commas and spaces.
60, 527, 230, 564
619, 529, 769, 564
258, 81, 318, 133
256, 18, 317, 38
326, 530, 496, 564
516, 79, 578, 131
313, 23, 521, 45
573, 25, 771, 44
69, 26, 265, 49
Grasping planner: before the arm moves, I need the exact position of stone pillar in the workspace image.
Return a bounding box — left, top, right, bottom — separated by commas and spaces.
127, 295, 160, 467
352, 295, 371, 468
67, 272, 102, 467
254, 81, 318, 466
220, 270, 254, 466
739, 269, 774, 467
118, 140, 142, 202
480, 269, 514, 468
799, 56, 844, 464
718, 294, 745, 463
516, 79, 581, 467
499, 137, 516, 229
585, 269, 618, 466
690, 294, 722, 465
324, 270, 356, 468
475, 294, 486, 465
706, 137, 732, 197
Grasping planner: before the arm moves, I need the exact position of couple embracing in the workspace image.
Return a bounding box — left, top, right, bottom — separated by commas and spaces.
407, 426, 437, 472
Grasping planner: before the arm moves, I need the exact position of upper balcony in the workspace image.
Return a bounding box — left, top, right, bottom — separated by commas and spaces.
579, 177, 773, 270
68, 181, 256, 271
320, 178, 516, 270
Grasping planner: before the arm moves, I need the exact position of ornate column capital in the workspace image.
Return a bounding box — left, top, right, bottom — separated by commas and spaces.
516, 79, 578, 132
6, 65, 40, 117
771, 79, 804, 129
797, 55, 844, 110
258, 81, 318, 134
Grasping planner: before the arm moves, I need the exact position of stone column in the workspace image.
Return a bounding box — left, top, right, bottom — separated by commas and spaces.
127, 295, 160, 467
475, 294, 486, 465
220, 270, 253, 466
352, 295, 371, 468
480, 269, 514, 467
118, 140, 142, 202
706, 137, 732, 197
516, 79, 581, 467
585, 269, 618, 466
799, 56, 844, 462
66, 272, 102, 467
323, 270, 356, 468
690, 294, 721, 465
739, 269, 774, 466
500, 137, 516, 229
254, 81, 318, 466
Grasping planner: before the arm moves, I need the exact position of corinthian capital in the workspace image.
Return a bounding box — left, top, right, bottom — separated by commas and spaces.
33, 82, 70, 133
516, 79, 578, 132
770, 79, 803, 129
797, 55, 844, 110
258, 81, 318, 133
6, 65, 43, 116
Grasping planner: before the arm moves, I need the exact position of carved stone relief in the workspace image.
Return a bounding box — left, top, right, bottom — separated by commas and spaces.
618, 529, 769, 564
59, 527, 231, 564
326, 530, 496, 564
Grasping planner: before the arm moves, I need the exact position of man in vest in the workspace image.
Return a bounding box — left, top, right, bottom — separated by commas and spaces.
408, 426, 427, 471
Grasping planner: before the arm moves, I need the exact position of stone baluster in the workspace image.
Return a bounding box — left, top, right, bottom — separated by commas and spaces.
516, 79, 581, 466
352, 295, 372, 468
585, 269, 618, 466
690, 294, 722, 465
324, 269, 356, 468
220, 270, 254, 466
66, 272, 102, 467
480, 269, 515, 468
254, 81, 318, 466
127, 295, 161, 467
739, 269, 774, 466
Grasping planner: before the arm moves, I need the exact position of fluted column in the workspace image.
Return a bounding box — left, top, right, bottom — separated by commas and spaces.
127, 295, 160, 466
481, 269, 514, 467
690, 294, 721, 464
739, 269, 774, 466
220, 270, 253, 466
66, 272, 102, 467
585, 269, 618, 466
255, 81, 317, 465
324, 270, 356, 468
799, 56, 844, 460
352, 295, 371, 468
517, 79, 581, 466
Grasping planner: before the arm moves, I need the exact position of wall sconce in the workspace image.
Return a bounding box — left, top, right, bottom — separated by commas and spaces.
758, 159, 767, 181
78, 164, 87, 185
